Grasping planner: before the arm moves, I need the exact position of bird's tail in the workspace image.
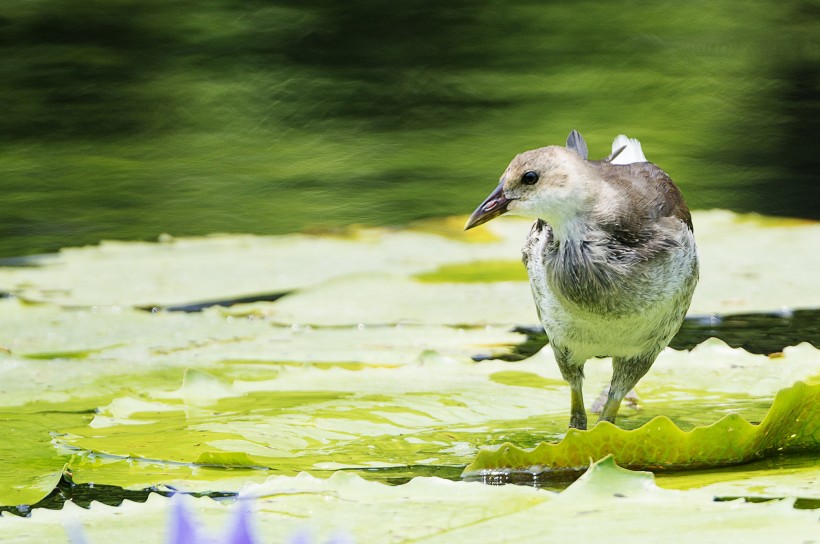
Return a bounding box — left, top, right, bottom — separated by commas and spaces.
608, 135, 647, 164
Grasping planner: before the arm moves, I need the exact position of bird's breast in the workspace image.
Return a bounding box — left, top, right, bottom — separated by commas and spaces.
522, 219, 698, 357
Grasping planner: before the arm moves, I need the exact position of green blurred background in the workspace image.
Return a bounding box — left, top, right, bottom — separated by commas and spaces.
1, 0, 817, 257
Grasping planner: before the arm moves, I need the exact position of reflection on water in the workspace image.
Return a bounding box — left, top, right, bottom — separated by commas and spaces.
0, 471, 236, 518
0, 0, 817, 257
4, 452, 815, 516
464, 453, 820, 498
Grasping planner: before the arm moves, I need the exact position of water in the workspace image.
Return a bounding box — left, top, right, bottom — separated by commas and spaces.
0, 472, 236, 518
1, 0, 817, 258
464, 452, 820, 499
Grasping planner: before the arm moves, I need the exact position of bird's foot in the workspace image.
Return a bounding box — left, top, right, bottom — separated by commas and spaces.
591, 386, 641, 414
623, 388, 641, 410
568, 412, 587, 430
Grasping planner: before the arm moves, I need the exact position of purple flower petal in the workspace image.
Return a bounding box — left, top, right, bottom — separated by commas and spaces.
224, 498, 256, 544
167, 494, 200, 544
288, 530, 312, 544
325, 533, 354, 544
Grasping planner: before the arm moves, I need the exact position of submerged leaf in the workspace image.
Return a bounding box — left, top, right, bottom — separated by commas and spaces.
193, 452, 259, 468
463, 381, 819, 476
659, 453, 820, 500
414, 259, 527, 283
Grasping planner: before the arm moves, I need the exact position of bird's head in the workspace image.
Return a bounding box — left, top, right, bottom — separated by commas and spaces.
465, 143, 596, 232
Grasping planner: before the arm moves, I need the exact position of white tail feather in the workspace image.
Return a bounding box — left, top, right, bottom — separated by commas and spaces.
610, 135, 646, 164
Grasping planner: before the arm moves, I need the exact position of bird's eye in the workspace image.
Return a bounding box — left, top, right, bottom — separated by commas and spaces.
521, 170, 539, 185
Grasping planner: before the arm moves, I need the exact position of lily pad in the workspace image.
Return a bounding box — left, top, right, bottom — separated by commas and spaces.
414, 259, 528, 283
229, 273, 536, 326
0, 420, 66, 508
658, 453, 820, 500
45, 341, 819, 496
0, 211, 817, 316
2, 458, 818, 544
462, 381, 819, 476
0, 210, 818, 517
0, 227, 515, 309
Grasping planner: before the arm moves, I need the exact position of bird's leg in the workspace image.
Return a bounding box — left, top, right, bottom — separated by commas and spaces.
553, 346, 587, 430
591, 386, 641, 414
568, 379, 587, 430
597, 354, 656, 425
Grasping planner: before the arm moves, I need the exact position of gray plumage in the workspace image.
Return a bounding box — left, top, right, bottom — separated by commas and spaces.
466, 130, 698, 429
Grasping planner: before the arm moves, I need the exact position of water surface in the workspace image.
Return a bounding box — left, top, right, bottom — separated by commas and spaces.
1, 0, 817, 257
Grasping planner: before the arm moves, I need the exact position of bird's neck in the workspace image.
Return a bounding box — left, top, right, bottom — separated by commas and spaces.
545, 175, 626, 244
547, 215, 592, 244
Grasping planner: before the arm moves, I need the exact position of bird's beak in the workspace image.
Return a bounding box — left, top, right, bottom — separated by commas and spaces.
465, 183, 511, 230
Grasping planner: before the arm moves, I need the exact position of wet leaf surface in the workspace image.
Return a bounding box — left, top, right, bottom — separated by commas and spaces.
462, 381, 819, 476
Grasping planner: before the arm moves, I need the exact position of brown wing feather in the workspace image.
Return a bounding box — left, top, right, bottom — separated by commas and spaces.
592, 161, 693, 232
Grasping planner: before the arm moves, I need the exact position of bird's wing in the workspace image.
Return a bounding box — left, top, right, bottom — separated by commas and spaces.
620, 162, 693, 231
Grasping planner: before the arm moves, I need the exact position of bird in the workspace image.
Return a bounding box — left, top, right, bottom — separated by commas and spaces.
465, 130, 698, 430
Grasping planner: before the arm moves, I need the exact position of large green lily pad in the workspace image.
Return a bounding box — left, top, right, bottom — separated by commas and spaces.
42, 341, 820, 498
0, 310, 818, 507
462, 381, 819, 476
